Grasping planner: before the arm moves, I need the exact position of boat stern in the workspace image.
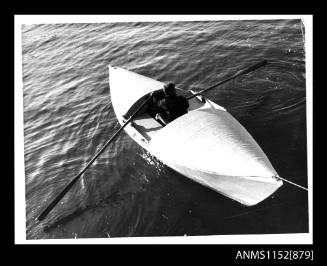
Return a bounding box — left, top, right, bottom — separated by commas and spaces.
148, 107, 284, 206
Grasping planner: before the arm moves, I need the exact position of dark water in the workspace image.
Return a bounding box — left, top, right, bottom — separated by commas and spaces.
22, 19, 308, 239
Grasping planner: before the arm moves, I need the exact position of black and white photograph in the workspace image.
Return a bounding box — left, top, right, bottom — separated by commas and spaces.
15, 15, 312, 244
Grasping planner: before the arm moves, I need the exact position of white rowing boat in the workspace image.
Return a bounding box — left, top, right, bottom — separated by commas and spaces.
108, 65, 283, 206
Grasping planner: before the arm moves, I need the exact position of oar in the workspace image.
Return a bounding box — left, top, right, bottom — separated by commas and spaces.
37, 95, 153, 222
187, 60, 268, 100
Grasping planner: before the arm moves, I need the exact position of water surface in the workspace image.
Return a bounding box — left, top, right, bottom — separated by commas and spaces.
22, 19, 308, 239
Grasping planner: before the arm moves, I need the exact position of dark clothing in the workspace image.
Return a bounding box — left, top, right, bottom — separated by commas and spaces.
157, 95, 189, 121
149, 90, 189, 125
147, 90, 165, 117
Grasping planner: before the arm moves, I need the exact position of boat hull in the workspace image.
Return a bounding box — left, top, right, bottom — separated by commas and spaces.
109, 65, 283, 206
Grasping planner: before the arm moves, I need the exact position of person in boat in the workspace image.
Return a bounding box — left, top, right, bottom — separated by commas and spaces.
150, 82, 189, 125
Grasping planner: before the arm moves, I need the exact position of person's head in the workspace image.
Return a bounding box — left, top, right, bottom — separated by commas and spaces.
163, 82, 176, 96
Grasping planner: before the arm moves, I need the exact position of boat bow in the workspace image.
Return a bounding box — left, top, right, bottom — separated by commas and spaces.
109, 65, 164, 119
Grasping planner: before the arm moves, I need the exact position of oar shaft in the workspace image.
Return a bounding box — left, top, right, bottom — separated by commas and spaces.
37, 95, 152, 221
187, 77, 232, 100
187, 60, 268, 100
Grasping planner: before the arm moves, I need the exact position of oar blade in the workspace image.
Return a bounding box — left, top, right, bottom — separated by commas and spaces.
36, 95, 153, 222
37, 175, 81, 221
187, 59, 268, 100
237, 60, 268, 76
